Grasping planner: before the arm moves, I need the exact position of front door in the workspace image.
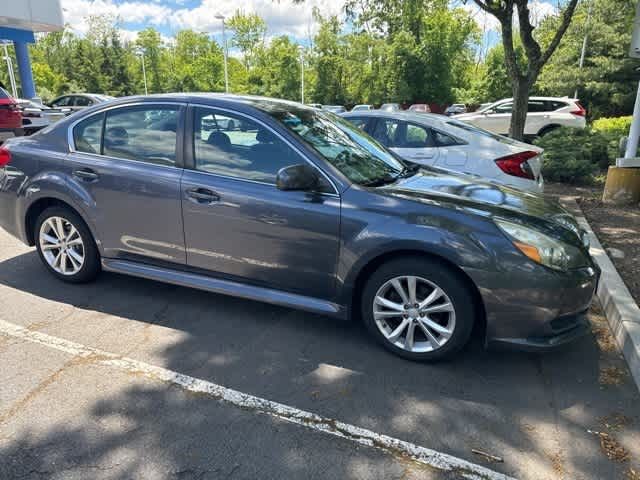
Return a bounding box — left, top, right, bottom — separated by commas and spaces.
479, 102, 512, 134
67, 103, 186, 264
181, 106, 341, 300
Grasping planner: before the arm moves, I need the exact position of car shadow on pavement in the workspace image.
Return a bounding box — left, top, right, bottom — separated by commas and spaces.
0, 250, 639, 479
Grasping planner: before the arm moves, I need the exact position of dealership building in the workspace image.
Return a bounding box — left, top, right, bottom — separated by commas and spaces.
0, 0, 64, 99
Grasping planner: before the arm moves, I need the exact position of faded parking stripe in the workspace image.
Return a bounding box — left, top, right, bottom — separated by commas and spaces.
0, 319, 515, 480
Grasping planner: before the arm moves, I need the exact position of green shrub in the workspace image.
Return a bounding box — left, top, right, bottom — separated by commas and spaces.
534, 127, 608, 184
592, 116, 632, 137
592, 116, 632, 160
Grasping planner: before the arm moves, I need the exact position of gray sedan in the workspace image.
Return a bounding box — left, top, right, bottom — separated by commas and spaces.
0, 94, 598, 361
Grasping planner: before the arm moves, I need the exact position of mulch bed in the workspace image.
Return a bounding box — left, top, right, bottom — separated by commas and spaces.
544, 182, 640, 306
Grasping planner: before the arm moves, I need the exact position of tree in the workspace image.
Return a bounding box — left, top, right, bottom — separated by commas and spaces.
136, 28, 164, 93
536, 0, 637, 118
252, 36, 301, 100
472, 0, 579, 140
227, 11, 267, 70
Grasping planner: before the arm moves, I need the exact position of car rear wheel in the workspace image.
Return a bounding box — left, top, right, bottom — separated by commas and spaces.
35, 206, 100, 283
361, 257, 475, 361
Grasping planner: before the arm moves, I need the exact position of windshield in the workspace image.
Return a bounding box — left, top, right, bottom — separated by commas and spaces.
267, 106, 406, 186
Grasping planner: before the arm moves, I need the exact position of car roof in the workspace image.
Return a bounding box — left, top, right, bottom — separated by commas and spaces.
493, 96, 578, 103
342, 110, 448, 126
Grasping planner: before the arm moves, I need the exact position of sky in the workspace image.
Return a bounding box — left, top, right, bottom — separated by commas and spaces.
59, 0, 559, 50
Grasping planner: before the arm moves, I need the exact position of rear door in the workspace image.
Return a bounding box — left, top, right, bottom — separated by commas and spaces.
524, 99, 550, 135
370, 118, 439, 166
67, 102, 186, 263
73, 96, 94, 111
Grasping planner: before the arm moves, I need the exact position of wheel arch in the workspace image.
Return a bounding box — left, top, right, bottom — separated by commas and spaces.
349, 249, 486, 338
537, 124, 562, 136
25, 197, 94, 247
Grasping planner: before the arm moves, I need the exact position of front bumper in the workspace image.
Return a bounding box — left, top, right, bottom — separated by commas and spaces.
486, 310, 591, 352
463, 261, 600, 353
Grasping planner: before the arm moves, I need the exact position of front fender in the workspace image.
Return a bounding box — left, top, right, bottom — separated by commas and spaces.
336, 189, 501, 310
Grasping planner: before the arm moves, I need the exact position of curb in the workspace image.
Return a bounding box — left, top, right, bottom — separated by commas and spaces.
560, 196, 640, 393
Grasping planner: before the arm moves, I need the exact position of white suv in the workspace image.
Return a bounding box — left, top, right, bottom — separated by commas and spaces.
454, 96, 586, 141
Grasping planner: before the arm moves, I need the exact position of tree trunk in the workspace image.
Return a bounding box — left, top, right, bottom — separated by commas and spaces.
509, 78, 530, 141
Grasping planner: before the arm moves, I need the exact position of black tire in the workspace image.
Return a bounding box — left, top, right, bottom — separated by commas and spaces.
361, 257, 476, 361
34, 206, 101, 283
538, 125, 559, 137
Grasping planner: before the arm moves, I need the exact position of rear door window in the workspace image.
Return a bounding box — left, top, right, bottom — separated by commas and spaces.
74, 96, 93, 107
102, 105, 180, 166
401, 123, 434, 148
527, 100, 548, 112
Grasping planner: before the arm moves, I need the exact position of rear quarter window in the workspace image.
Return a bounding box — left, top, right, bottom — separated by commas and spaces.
548, 101, 568, 111
73, 114, 104, 154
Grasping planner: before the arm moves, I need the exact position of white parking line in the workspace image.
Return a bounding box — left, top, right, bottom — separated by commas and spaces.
0, 319, 515, 480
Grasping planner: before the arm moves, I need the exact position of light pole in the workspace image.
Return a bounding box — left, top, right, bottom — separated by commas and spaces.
298, 46, 305, 104
1, 41, 18, 98
216, 13, 229, 93
135, 47, 148, 95
574, 0, 593, 99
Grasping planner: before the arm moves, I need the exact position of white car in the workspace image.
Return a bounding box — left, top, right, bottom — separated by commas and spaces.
454, 96, 586, 141
342, 111, 544, 193
17, 99, 68, 135
351, 104, 372, 112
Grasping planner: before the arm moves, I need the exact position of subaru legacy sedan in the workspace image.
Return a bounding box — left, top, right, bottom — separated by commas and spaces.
0, 94, 598, 361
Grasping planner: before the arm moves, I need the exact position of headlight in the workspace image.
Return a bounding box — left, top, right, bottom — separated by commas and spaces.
495, 218, 587, 271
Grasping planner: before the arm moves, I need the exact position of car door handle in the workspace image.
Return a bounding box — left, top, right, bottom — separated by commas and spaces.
73, 168, 99, 182
186, 188, 219, 204
259, 214, 287, 226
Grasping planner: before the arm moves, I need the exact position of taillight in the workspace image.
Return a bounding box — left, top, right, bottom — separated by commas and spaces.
0, 146, 11, 167
570, 102, 586, 117
495, 151, 538, 180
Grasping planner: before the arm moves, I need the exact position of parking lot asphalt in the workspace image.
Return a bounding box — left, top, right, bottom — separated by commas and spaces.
1, 227, 639, 480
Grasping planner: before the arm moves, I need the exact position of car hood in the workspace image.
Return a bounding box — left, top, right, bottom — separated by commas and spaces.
378, 169, 585, 244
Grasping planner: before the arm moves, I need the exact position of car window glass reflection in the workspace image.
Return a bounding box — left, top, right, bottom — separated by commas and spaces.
103, 107, 179, 166
193, 108, 299, 184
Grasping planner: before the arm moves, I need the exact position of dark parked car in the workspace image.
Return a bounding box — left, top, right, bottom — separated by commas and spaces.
0, 94, 598, 361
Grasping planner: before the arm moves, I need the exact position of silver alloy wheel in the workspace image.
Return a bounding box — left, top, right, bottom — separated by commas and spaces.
373, 275, 456, 353
39, 216, 85, 276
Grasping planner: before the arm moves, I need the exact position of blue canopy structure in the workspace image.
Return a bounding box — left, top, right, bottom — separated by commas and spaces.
0, 0, 64, 99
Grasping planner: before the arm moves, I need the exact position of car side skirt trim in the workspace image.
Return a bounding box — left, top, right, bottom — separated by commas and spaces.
102, 258, 346, 318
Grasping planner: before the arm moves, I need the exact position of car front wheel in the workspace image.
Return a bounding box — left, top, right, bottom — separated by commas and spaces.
35, 206, 100, 283
361, 257, 475, 361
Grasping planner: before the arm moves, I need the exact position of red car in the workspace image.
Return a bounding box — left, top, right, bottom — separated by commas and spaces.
0, 87, 23, 144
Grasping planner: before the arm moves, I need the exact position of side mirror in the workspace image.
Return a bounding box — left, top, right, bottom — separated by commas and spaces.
276, 164, 319, 191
